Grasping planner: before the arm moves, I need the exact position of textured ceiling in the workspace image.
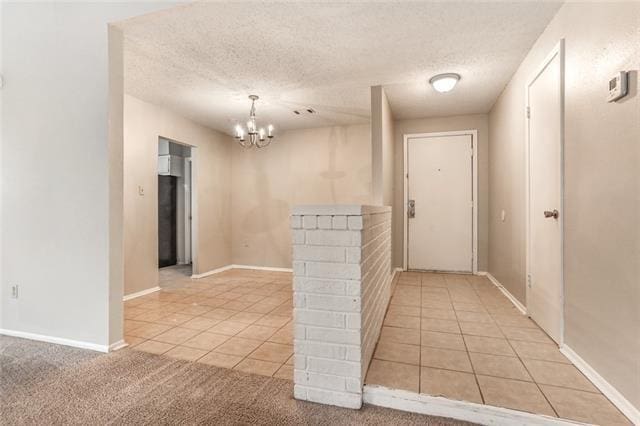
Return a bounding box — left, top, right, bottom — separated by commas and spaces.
119, 2, 561, 134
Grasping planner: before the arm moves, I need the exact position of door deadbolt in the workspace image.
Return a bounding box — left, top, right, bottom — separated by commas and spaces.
408, 200, 415, 218
543, 209, 559, 219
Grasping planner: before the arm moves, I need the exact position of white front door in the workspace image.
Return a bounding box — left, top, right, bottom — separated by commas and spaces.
527, 45, 563, 343
407, 134, 473, 272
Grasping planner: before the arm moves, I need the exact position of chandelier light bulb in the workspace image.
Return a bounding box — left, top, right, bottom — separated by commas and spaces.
259, 128, 265, 141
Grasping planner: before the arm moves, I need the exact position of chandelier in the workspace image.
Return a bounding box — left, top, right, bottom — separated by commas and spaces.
234, 95, 274, 148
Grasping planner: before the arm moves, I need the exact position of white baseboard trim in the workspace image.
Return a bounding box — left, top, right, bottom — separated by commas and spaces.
485, 272, 527, 315
191, 264, 293, 279
476, 270, 488, 276
122, 286, 161, 301
560, 345, 639, 424
191, 264, 234, 279
0, 328, 109, 353
109, 340, 128, 352
231, 264, 293, 273
363, 385, 581, 426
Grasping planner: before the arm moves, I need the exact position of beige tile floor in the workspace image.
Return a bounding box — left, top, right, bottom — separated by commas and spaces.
365, 272, 631, 426
124, 265, 294, 380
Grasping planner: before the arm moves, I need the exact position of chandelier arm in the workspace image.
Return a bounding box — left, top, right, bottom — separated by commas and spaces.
255, 138, 271, 148
237, 95, 274, 149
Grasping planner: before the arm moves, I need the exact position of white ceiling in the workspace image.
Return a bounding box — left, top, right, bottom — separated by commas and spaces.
119, 2, 561, 134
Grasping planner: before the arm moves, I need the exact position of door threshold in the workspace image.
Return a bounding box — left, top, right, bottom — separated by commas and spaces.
405, 269, 473, 275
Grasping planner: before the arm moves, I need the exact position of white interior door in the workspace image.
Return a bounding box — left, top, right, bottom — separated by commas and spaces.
407, 134, 473, 272
527, 46, 563, 343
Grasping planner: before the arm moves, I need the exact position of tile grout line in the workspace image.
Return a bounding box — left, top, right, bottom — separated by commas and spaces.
418, 276, 424, 394
502, 328, 560, 418
375, 272, 628, 424
125, 270, 294, 377
464, 275, 487, 405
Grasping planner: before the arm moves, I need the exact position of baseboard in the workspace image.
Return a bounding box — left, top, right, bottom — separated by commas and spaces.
109, 340, 128, 352
476, 270, 488, 276
560, 345, 639, 424
231, 264, 293, 272
191, 264, 293, 279
363, 385, 580, 425
0, 328, 109, 353
485, 272, 527, 315
191, 264, 234, 279
122, 286, 161, 301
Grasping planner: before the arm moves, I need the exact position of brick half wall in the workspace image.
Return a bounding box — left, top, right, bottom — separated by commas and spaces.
291, 205, 393, 409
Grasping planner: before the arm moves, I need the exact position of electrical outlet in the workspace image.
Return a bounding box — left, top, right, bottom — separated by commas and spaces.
11, 285, 19, 299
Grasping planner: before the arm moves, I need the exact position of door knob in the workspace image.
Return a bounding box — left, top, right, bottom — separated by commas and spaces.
543, 209, 559, 219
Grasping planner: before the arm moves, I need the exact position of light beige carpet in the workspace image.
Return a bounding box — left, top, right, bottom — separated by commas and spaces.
1, 336, 474, 425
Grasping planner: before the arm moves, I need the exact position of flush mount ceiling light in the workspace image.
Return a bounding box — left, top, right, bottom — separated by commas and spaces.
234, 95, 274, 148
429, 73, 461, 93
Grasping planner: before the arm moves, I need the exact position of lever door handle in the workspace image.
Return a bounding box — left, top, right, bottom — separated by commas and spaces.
544, 209, 559, 219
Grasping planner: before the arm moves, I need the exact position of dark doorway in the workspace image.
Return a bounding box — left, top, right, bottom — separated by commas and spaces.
158, 175, 178, 267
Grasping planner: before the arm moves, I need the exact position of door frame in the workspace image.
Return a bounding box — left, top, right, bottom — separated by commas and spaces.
403, 130, 478, 273
157, 136, 198, 274
183, 157, 193, 265
524, 40, 565, 344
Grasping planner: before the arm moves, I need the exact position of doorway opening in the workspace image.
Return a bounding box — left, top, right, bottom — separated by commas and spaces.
158, 137, 194, 280
403, 130, 478, 273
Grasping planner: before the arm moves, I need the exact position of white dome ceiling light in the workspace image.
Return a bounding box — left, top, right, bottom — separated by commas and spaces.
429, 73, 461, 93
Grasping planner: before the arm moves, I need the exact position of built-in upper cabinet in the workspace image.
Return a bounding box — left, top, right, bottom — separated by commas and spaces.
158, 137, 189, 176
158, 154, 184, 177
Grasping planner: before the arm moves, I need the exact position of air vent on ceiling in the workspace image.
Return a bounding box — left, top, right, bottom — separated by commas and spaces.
293, 108, 317, 115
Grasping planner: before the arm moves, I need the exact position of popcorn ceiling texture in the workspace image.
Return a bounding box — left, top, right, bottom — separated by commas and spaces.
118, 2, 561, 133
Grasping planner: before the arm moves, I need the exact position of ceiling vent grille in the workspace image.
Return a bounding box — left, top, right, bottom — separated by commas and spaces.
293, 108, 317, 115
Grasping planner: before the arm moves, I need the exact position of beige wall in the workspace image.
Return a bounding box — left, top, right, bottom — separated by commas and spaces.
231, 124, 372, 268
371, 86, 395, 207
1, 2, 175, 348
123, 94, 233, 295
108, 25, 125, 344
392, 115, 490, 270
489, 2, 640, 409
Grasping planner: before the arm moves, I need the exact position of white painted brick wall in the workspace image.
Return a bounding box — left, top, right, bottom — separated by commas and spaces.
291, 205, 392, 410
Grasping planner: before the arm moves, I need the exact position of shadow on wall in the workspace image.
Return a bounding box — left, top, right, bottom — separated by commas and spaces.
237, 124, 372, 265
320, 126, 348, 202
618, 70, 637, 104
